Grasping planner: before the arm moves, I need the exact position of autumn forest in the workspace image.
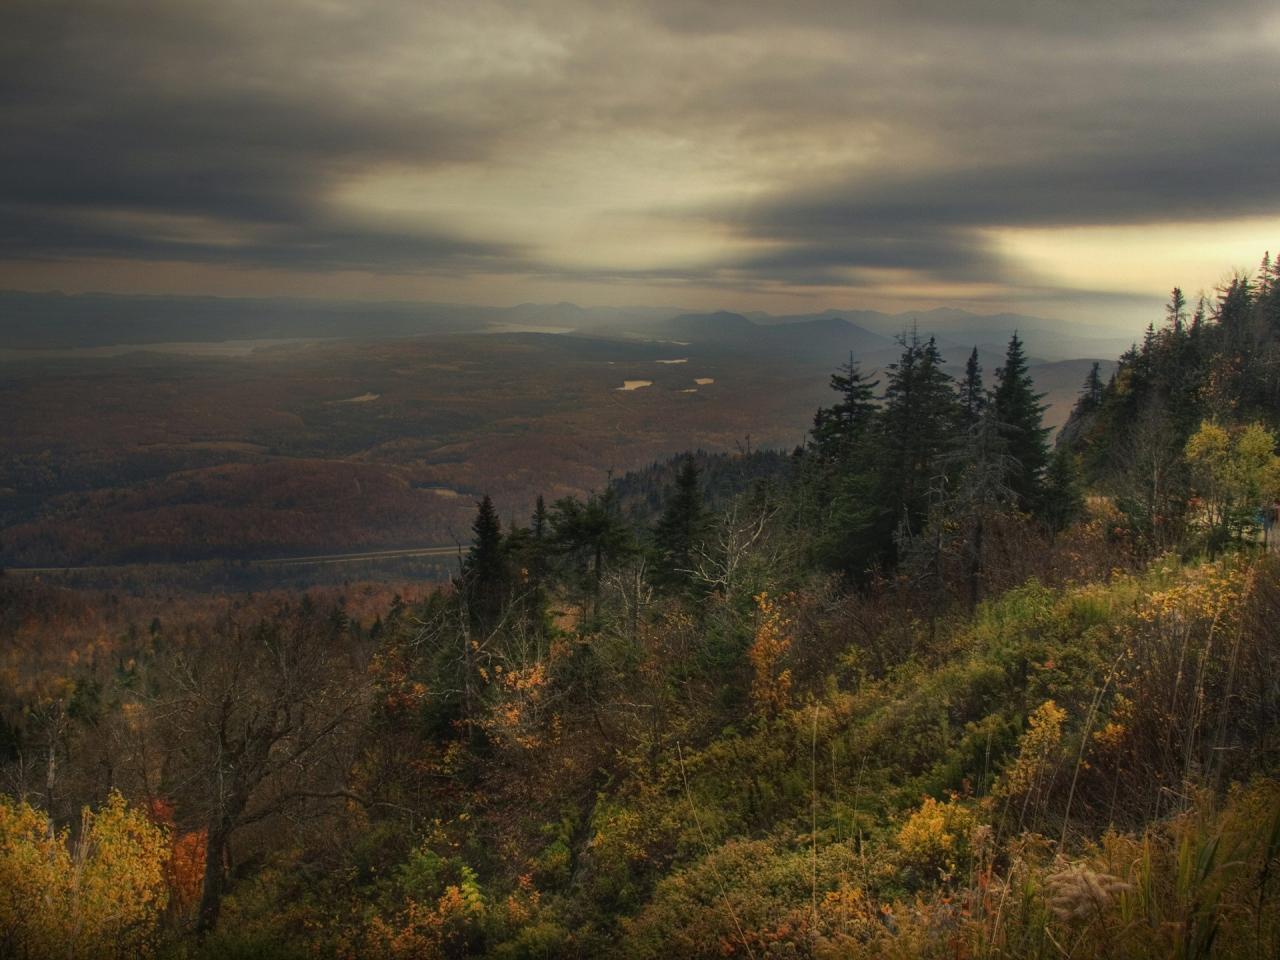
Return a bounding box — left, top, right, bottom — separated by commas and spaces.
2, 254, 1280, 959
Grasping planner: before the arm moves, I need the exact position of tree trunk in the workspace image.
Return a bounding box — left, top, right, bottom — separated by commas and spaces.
462, 621, 474, 727
592, 543, 603, 622
196, 820, 231, 937
968, 515, 984, 612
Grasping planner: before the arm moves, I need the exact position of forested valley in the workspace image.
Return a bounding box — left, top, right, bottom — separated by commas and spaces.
3, 255, 1280, 959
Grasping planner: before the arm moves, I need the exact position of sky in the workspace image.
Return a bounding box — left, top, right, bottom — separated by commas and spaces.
3, 0, 1279, 328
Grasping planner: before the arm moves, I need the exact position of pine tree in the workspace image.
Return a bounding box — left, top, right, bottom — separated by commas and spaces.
810, 354, 878, 459
1140, 323, 1157, 377
1082, 362, 1104, 411
1259, 251, 1280, 334
959, 346, 985, 427
1166, 287, 1187, 333
932, 402, 1017, 609
652, 456, 708, 590
549, 489, 634, 623
524, 494, 551, 588
991, 332, 1050, 512
1040, 447, 1084, 537
1191, 296, 1206, 335
876, 331, 961, 549
498, 495, 553, 640
532, 495, 548, 540
463, 494, 506, 629
1215, 276, 1253, 354
1054, 361, 1106, 459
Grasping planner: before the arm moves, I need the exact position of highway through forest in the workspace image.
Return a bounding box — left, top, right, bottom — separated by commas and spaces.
4, 544, 463, 574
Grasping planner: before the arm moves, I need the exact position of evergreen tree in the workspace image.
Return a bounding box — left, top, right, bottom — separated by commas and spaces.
1191, 296, 1206, 337
1166, 287, 1187, 333
1259, 252, 1280, 334
1139, 323, 1157, 379
1040, 447, 1085, 537
500, 497, 554, 641
959, 346, 985, 428
925, 403, 1017, 609
652, 456, 708, 591
1063, 361, 1107, 452
810, 354, 878, 459
991, 332, 1050, 512
876, 331, 961, 552
532, 495, 548, 540
523, 495, 552, 591
1082, 362, 1104, 411
1215, 276, 1253, 354
549, 489, 634, 623
463, 494, 506, 629
1056, 362, 1107, 459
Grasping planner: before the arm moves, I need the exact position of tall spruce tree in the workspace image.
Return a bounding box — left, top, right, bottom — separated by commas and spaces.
499, 495, 553, 640
652, 456, 708, 590
1057, 362, 1107, 460
1216, 277, 1253, 355
1082, 361, 1104, 411
549, 489, 634, 622
810, 354, 878, 459
876, 331, 961, 551
991, 332, 1050, 512
527, 494, 550, 586
959, 346, 985, 428
463, 494, 506, 629
1040, 447, 1085, 537
1166, 287, 1188, 334
923, 402, 1017, 609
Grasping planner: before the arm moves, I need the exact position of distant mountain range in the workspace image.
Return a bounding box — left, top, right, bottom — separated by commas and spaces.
626, 310, 892, 363
572, 306, 1130, 369
0, 290, 1137, 362
745, 306, 1136, 363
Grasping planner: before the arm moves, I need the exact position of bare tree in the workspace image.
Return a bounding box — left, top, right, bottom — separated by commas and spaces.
147, 605, 372, 935
690, 499, 780, 597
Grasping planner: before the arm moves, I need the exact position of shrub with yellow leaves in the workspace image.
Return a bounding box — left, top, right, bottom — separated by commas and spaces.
896, 795, 980, 882
363, 863, 487, 959
748, 592, 794, 717
0, 791, 170, 959
994, 700, 1066, 814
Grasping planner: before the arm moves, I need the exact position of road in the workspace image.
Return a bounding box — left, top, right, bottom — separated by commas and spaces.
4, 544, 463, 575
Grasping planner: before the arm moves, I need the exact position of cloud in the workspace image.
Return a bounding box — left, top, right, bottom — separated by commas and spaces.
1, 0, 1277, 313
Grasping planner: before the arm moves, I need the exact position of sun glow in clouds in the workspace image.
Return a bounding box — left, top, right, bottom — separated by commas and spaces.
990, 218, 1280, 301
3, 1, 1279, 326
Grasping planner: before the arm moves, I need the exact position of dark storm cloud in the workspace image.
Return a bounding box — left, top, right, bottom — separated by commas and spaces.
1, 0, 513, 269
712, 123, 1280, 286
1, 0, 1277, 292
637, 0, 1277, 37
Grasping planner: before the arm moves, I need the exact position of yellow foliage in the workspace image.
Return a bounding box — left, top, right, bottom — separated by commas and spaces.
477, 661, 553, 751
363, 868, 487, 959
1135, 557, 1245, 626
1185, 420, 1280, 532
0, 792, 170, 959
749, 592, 793, 716
995, 699, 1066, 802
896, 795, 979, 880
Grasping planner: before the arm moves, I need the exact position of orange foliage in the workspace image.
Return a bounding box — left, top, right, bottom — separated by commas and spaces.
146, 797, 207, 916
748, 592, 794, 716
361, 868, 486, 959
